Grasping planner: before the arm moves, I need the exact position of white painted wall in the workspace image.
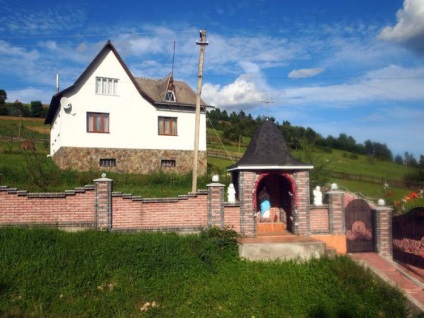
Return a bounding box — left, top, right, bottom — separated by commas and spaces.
50, 49, 206, 156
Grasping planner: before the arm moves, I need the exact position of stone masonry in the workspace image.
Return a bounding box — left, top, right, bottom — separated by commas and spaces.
52, 147, 207, 175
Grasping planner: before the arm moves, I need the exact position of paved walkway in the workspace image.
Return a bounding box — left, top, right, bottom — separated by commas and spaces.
349, 253, 424, 314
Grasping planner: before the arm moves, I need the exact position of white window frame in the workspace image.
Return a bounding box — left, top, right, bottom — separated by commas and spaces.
165, 90, 176, 102
96, 77, 118, 96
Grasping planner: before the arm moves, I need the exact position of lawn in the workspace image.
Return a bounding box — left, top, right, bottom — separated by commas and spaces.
0, 227, 411, 317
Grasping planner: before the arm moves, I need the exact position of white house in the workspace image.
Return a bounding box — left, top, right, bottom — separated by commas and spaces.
44, 41, 209, 175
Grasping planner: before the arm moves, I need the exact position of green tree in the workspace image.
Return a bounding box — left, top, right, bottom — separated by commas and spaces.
394, 154, 403, 165
0, 89, 6, 104
30, 100, 43, 118
297, 139, 333, 194
10, 100, 29, 117
0, 104, 7, 115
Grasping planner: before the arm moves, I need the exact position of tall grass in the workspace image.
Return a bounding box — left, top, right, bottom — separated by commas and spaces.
0, 227, 411, 317
0, 156, 214, 196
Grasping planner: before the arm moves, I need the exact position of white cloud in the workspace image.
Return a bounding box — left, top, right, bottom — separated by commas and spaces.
379, 0, 424, 54
203, 64, 424, 115
203, 76, 266, 111
288, 68, 324, 79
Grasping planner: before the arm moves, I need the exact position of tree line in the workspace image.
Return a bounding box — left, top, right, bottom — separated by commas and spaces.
207, 108, 424, 169
0, 89, 47, 118
1, 88, 422, 170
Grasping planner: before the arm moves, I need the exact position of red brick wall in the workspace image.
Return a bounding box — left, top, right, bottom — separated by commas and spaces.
224, 205, 241, 232
112, 193, 208, 231
0, 186, 96, 228
309, 206, 329, 232
0, 184, 210, 233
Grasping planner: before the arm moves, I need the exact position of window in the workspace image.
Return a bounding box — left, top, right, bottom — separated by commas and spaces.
161, 159, 176, 167
158, 116, 177, 136
87, 112, 109, 133
165, 90, 176, 102
96, 77, 118, 95
100, 159, 116, 167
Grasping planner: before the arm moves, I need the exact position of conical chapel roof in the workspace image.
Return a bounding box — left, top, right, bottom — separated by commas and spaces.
227, 120, 313, 171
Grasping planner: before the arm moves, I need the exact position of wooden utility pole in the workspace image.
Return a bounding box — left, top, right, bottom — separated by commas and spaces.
192, 30, 208, 193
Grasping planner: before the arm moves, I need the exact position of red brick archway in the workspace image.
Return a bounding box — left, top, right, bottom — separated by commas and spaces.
253, 172, 297, 231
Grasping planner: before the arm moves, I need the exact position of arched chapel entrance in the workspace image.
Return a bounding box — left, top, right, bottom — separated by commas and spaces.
254, 172, 297, 233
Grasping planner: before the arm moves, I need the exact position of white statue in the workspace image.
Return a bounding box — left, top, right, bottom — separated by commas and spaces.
313, 186, 323, 206
227, 183, 236, 203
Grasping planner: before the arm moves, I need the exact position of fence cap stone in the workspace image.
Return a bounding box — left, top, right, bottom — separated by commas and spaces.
207, 182, 225, 187
93, 178, 113, 182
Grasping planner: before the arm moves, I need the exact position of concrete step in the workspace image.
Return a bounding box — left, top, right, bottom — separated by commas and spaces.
238, 235, 327, 262
326, 246, 338, 257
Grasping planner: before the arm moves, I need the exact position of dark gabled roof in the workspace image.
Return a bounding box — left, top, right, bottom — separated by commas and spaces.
227, 120, 313, 171
45, 41, 209, 124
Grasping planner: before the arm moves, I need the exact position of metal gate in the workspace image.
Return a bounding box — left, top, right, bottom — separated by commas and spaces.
392, 207, 424, 269
345, 199, 374, 253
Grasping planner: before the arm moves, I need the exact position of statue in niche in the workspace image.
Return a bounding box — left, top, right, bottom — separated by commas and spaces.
258, 186, 271, 220
227, 183, 236, 203
313, 186, 323, 206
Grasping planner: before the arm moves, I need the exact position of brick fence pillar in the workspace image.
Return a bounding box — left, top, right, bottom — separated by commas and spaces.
207, 182, 225, 228
327, 190, 344, 235
375, 205, 393, 258
94, 176, 113, 230
239, 171, 256, 238
294, 171, 310, 235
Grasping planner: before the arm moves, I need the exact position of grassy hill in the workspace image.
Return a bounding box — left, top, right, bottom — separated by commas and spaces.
0, 116, 421, 204
207, 127, 420, 202
0, 227, 410, 317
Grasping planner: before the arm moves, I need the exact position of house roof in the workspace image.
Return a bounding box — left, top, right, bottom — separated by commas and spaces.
227, 120, 313, 171
134, 73, 208, 108
45, 40, 209, 125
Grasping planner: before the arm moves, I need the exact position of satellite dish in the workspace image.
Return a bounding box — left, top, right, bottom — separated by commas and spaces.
60, 97, 72, 111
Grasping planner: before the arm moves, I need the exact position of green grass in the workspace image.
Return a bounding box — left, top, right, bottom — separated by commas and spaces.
0, 227, 412, 317
0, 117, 49, 140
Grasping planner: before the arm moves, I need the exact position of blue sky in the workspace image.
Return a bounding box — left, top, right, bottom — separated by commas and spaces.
1, 0, 424, 159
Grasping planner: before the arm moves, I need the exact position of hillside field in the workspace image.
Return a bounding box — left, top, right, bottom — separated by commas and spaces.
0, 116, 421, 203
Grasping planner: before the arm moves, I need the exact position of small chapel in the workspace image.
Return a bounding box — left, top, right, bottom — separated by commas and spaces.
227, 119, 314, 237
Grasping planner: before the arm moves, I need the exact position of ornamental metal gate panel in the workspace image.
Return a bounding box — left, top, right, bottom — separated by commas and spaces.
345, 199, 375, 253
392, 207, 424, 269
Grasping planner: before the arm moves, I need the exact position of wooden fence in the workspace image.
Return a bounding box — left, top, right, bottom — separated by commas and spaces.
329, 171, 423, 189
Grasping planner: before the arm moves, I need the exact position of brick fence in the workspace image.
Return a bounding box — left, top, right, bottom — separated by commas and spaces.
0, 177, 240, 234
0, 178, 393, 257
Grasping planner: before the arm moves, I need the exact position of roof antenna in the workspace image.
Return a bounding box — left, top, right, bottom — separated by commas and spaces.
171, 41, 176, 76
261, 93, 273, 120
56, 73, 60, 93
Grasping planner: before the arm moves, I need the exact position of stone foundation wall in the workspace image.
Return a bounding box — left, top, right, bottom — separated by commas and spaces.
52, 147, 207, 175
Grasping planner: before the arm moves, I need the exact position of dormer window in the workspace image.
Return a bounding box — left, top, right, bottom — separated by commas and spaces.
165, 90, 176, 102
